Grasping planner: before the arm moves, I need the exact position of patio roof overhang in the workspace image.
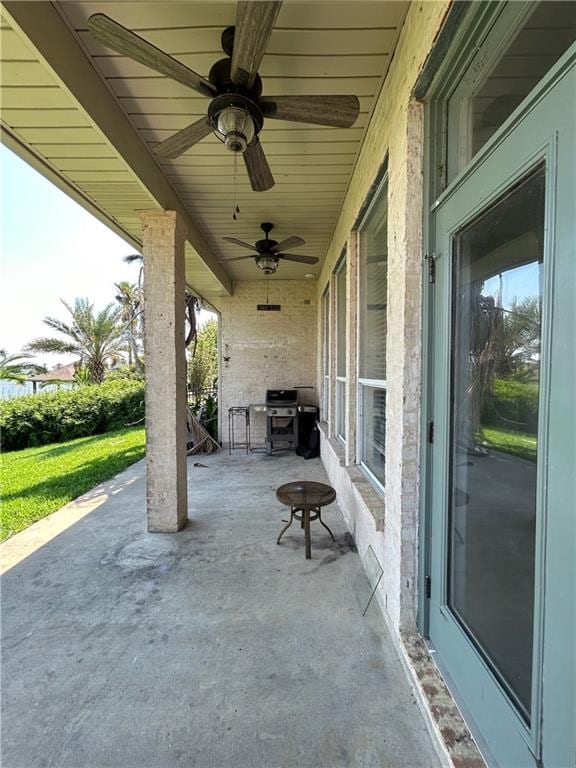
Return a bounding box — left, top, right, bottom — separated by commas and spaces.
0, 1, 407, 300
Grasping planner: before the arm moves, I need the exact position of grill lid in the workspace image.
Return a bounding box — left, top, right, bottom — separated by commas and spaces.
266, 389, 298, 406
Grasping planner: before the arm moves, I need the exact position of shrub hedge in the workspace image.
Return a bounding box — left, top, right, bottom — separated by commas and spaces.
482, 378, 539, 433
0, 380, 145, 451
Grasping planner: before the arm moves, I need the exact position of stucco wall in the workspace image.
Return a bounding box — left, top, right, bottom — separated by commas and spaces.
317, 1, 450, 633
214, 280, 318, 446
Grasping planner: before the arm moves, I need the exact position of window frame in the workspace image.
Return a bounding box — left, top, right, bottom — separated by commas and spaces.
334, 254, 347, 444
429, 0, 541, 198
356, 173, 389, 492
418, 0, 575, 744
321, 286, 330, 422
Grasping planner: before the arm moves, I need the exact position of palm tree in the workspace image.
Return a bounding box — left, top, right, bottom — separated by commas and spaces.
123, 253, 144, 290
114, 280, 143, 371
26, 298, 125, 384
0, 349, 46, 385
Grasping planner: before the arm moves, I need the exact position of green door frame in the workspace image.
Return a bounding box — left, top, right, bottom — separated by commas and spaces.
417, 1, 518, 639
418, 5, 576, 766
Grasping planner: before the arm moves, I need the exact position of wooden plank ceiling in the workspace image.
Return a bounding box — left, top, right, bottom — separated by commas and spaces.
1, 1, 408, 296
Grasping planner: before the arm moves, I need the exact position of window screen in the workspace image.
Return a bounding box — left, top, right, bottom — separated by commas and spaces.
359, 187, 388, 381
335, 257, 347, 440
336, 260, 347, 379
358, 177, 388, 486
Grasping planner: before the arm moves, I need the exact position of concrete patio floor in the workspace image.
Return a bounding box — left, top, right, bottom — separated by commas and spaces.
1, 451, 440, 768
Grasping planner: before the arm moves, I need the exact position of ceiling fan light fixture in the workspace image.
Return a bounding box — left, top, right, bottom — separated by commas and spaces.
256, 255, 278, 274
217, 106, 255, 153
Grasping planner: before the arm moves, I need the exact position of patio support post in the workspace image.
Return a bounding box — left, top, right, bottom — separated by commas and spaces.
140, 210, 188, 532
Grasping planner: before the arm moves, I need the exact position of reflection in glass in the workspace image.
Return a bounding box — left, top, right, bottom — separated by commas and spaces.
446, 2, 576, 183
471, 2, 576, 156
448, 166, 544, 720
359, 184, 388, 380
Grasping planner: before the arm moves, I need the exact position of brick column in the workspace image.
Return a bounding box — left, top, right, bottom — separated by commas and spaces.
345, 231, 359, 465
140, 210, 188, 532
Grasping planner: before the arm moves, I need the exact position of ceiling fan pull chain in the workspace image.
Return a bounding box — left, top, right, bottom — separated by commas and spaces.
232, 153, 240, 221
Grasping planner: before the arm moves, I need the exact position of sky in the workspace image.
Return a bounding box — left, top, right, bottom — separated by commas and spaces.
0, 145, 141, 366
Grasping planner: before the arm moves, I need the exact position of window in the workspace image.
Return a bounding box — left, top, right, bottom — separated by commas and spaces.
321, 288, 330, 421
358, 176, 388, 487
335, 256, 347, 442
443, 1, 576, 185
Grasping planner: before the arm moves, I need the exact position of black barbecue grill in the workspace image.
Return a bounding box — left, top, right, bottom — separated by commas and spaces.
266, 389, 298, 454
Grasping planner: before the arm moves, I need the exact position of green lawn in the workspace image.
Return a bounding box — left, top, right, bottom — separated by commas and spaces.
483, 426, 537, 462
1, 426, 145, 541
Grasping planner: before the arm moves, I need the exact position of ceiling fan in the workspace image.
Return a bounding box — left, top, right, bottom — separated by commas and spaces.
221, 223, 319, 274
87, 2, 360, 191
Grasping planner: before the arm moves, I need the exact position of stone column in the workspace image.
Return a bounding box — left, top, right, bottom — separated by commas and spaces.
345, 231, 359, 465
140, 210, 188, 532
385, 99, 424, 629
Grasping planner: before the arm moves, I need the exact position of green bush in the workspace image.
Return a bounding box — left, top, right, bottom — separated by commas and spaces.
482, 378, 539, 434
0, 380, 144, 451
105, 364, 144, 382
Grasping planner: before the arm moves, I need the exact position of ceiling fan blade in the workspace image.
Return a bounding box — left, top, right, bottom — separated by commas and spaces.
153, 116, 212, 159
88, 14, 216, 97
230, 1, 282, 89
243, 139, 275, 191
222, 237, 258, 251
260, 95, 360, 128
272, 235, 305, 253
277, 253, 319, 265
220, 255, 254, 262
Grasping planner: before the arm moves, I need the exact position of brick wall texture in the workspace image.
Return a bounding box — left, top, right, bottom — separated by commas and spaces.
141, 210, 188, 532
212, 2, 451, 630
316, 1, 450, 633
214, 280, 318, 446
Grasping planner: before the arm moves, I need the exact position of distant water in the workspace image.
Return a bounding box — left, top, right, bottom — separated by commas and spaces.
0, 381, 72, 400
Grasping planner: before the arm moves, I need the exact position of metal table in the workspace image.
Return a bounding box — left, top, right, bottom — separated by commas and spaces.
249, 404, 268, 452
276, 480, 336, 559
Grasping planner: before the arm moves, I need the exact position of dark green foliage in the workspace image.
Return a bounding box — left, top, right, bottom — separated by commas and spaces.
0, 380, 144, 450
188, 318, 218, 396
188, 392, 218, 441
482, 379, 539, 434
105, 364, 145, 382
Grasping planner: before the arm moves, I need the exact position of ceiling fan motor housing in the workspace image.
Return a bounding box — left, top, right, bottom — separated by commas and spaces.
256, 255, 279, 274
208, 56, 264, 153
255, 238, 278, 252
